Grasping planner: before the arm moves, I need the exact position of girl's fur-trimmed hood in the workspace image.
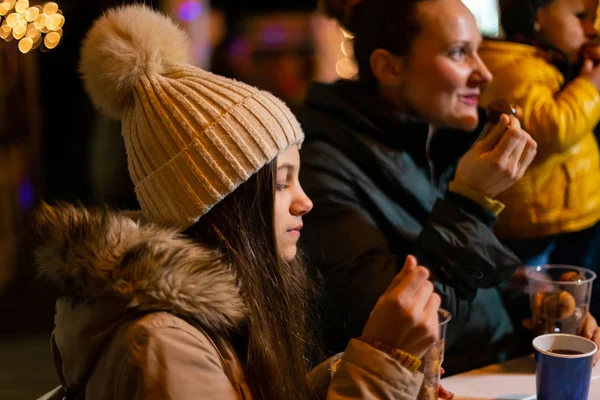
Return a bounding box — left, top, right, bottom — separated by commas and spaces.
35, 202, 247, 331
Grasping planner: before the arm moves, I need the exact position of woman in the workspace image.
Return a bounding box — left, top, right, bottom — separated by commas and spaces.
34, 5, 442, 400
297, 0, 541, 373
478, 0, 600, 311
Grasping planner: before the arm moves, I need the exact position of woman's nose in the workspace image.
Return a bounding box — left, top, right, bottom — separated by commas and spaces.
469, 54, 493, 86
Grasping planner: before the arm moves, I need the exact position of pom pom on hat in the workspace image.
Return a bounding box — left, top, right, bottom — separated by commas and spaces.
79, 4, 192, 117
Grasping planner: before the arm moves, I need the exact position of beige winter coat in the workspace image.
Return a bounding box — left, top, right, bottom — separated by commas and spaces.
35, 204, 423, 400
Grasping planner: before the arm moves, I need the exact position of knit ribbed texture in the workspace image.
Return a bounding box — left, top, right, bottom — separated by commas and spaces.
80, 5, 304, 229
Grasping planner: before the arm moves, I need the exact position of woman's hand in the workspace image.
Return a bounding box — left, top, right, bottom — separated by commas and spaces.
580, 313, 600, 366
361, 255, 441, 358
455, 114, 537, 198
521, 312, 600, 366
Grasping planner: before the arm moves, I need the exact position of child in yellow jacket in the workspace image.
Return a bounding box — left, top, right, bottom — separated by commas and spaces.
480, 0, 600, 315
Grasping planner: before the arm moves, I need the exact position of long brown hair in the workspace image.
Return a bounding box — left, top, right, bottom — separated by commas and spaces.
185, 158, 314, 399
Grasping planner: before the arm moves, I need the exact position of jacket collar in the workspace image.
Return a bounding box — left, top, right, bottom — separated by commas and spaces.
34, 202, 247, 331
303, 80, 431, 151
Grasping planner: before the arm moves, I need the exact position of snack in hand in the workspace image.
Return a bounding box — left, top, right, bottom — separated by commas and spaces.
486, 99, 517, 124
475, 99, 518, 143
581, 43, 600, 63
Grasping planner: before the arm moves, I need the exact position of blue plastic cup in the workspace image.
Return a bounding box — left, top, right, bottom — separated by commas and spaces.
533, 333, 597, 400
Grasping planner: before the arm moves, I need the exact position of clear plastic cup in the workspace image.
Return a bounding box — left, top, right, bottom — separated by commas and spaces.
526, 265, 596, 336
418, 308, 452, 400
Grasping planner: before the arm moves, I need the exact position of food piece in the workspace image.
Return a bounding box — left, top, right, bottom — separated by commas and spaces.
558, 271, 587, 303
543, 291, 576, 319
419, 339, 445, 399
532, 292, 546, 319
475, 100, 518, 143
417, 384, 437, 400
559, 271, 582, 282
581, 43, 600, 63
486, 99, 517, 124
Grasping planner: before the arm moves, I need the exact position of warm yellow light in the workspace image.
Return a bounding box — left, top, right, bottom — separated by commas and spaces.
43, 32, 57, 48
26, 22, 39, 38
335, 58, 358, 79
45, 29, 59, 43
0, 2, 11, 15
15, 0, 28, 13
46, 12, 62, 30
31, 34, 40, 48
0, 0, 64, 51
34, 13, 47, 29
13, 21, 25, 34
25, 6, 39, 21
341, 40, 353, 57
18, 36, 32, 53
6, 12, 19, 27
42, 2, 57, 15
341, 29, 354, 39
12, 24, 25, 39
0, 26, 11, 39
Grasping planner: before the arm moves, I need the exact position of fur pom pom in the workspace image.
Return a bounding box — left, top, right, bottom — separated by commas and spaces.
79, 4, 192, 117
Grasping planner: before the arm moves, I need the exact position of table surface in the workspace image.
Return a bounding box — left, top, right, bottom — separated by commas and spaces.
440, 354, 600, 400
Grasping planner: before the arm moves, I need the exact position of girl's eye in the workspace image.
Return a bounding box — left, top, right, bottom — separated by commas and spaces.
276, 183, 289, 191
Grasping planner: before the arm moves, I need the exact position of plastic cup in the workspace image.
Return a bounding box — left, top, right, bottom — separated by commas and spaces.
418, 308, 452, 400
527, 265, 596, 336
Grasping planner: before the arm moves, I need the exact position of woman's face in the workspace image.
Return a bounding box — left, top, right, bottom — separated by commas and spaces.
536, 0, 598, 63
274, 145, 313, 262
389, 0, 492, 131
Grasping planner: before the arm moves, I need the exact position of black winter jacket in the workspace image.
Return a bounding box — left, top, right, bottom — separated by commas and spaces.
298, 80, 522, 373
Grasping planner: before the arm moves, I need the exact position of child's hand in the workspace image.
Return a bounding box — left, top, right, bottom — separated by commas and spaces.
580, 58, 600, 90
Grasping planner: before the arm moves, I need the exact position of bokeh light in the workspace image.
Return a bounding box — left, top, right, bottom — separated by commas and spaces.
0, 1, 64, 53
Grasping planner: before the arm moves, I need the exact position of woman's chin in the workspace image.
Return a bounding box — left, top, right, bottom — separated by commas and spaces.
443, 114, 479, 132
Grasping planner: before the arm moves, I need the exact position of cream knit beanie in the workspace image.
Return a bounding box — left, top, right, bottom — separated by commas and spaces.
80, 5, 304, 229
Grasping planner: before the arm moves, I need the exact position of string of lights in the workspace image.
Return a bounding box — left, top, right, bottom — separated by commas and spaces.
0, 0, 64, 53
335, 27, 357, 79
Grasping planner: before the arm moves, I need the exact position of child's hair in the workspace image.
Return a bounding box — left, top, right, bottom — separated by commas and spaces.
499, 0, 555, 41
185, 160, 316, 400
498, 0, 577, 78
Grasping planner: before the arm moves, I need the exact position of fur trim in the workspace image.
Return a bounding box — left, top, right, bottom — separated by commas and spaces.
34, 202, 246, 332
79, 4, 192, 117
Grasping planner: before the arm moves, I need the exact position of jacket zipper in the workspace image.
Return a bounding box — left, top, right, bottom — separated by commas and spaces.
425, 125, 437, 187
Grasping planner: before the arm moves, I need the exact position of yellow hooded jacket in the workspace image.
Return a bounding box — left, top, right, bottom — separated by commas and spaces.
479, 40, 600, 239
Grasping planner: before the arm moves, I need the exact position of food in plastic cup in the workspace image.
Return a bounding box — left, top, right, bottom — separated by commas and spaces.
418, 308, 452, 400
527, 265, 596, 336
